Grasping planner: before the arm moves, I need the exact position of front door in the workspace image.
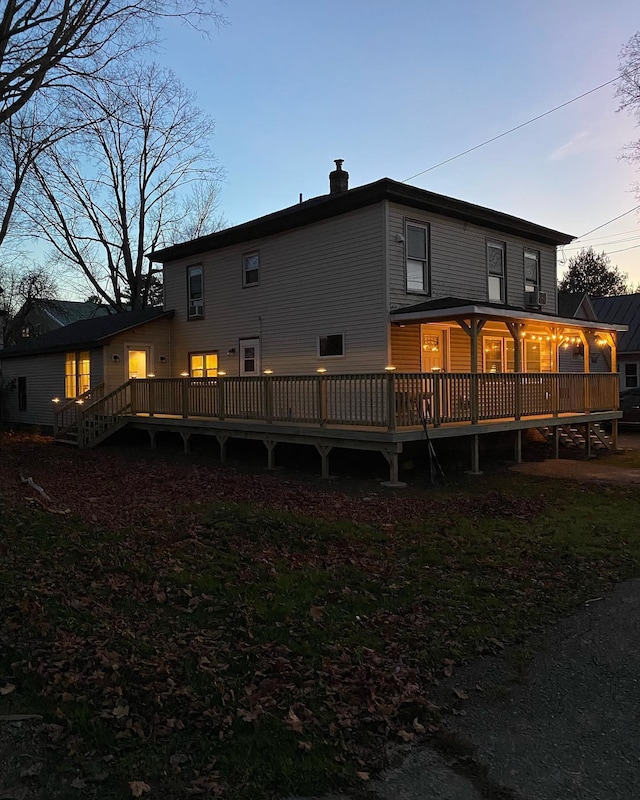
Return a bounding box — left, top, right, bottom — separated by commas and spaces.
128, 348, 149, 379
239, 338, 260, 376
420, 326, 445, 372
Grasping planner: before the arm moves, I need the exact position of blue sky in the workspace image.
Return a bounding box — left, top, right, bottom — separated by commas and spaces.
158, 0, 640, 284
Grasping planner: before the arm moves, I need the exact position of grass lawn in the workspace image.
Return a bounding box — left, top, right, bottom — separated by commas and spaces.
1, 433, 640, 798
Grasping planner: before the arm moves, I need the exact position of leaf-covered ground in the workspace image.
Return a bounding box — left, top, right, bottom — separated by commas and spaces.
1, 433, 640, 798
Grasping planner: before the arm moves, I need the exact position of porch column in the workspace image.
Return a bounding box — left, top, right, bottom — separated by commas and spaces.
466, 434, 482, 475
216, 434, 229, 464
514, 429, 522, 464
506, 322, 525, 421
457, 318, 486, 426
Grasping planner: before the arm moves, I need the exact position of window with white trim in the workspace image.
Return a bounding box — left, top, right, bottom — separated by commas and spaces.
187, 265, 203, 319
318, 334, 345, 358
190, 353, 218, 378
487, 241, 505, 303
405, 222, 429, 294
65, 351, 91, 398
524, 250, 540, 293
243, 252, 260, 287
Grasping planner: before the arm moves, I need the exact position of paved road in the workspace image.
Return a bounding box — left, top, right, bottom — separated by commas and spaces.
291, 579, 640, 800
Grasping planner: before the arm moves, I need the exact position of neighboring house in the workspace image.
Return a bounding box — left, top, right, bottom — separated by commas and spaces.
10, 299, 112, 342
557, 292, 611, 374
0, 163, 626, 479
591, 294, 640, 390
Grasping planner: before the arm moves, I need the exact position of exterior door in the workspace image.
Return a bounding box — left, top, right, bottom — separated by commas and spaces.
420, 326, 445, 372
128, 348, 149, 379
239, 338, 260, 376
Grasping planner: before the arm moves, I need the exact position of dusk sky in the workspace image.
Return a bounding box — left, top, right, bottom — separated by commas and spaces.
159, 0, 640, 284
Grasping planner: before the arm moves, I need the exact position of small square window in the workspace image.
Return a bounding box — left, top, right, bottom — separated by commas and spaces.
319, 334, 344, 358
243, 252, 260, 286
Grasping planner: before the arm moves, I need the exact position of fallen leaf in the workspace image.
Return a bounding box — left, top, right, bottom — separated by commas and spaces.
412, 717, 426, 734
309, 605, 325, 622
356, 771, 370, 781
284, 708, 304, 733
129, 781, 151, 797
0, 683, 16, 695
113, 703, 130, 719
298, 740, 312, 751
453, 687, 468, 700
397, 729, 416, 742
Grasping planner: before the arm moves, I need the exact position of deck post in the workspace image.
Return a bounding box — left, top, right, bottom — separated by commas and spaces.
612, 418, 618, 451
180, 431, 190, 454
380, 448, 406, 488
181, 378, 189, 419
554, 426, 560, 459
265, 439, 277, 470
315, 444, 333, 479
217, 377, 225, 421
586, 423, 592, 457
148, 429, 156, 449
317, 375, 327, 427
466, 434, 482, 475
264, 375, 274, 423
432, 372, 441, 427
130, 379, 138, 413
149, 379, 155, 417
386, 372, 397, 431
514, 429, 522, 464
470, 373, 479, 425
216, 434, 228, 463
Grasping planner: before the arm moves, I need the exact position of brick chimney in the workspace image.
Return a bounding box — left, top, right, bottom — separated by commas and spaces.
329, 159, 349, 194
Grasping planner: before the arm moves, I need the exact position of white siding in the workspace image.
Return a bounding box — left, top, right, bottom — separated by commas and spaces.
102, 318, 172, 390
387, 203, 559, 314
1, 349, 103, 428
163, 204, 387, 376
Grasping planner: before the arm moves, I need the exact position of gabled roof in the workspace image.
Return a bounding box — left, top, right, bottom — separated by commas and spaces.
557, 292, 597, 321
390, 296, 625, 331
149, 178, 575, 263
592, 295, 640, 353
0, 307, 172, 359
35, 299, 112, 327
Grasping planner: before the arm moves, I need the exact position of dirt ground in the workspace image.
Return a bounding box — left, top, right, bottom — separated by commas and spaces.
512, 430, 640, 484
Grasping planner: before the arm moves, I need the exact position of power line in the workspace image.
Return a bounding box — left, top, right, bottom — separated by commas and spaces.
605, 243, 640, 255
576, 205, 640, 239
402, 77, 620, 183
563, 235, 640, 251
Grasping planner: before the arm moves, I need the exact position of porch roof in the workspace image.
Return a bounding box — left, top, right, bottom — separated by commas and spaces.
0, 308, 173, 359
390, 296, 627, 332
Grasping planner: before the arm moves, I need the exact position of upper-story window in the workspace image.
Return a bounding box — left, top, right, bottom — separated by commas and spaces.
187, 265, 203, 319
243, 252, 260, 287
487, 241, 505, 303
524, 250, 540, 293
406, 222, 429, 294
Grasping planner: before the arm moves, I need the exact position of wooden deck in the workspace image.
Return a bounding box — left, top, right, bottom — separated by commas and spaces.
55, 372, 621, 484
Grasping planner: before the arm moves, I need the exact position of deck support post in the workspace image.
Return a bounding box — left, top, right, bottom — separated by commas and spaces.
315, 444, 333, 479
180, 431, 191, 454
216, 434, 229, 464
466, 434, 483, 475
612, 418, 618, 452
585, 423, 592, 457
554, 426, 560, 459
265, 439, 278, 470
380, 448, 406, 488
148, 429, 156, 449
182, 378, 189, 419
514, 429, 522, 464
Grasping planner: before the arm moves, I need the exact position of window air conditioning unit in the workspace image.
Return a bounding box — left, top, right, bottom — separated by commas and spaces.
189, 300, 203, 318
525, 291, 547, 307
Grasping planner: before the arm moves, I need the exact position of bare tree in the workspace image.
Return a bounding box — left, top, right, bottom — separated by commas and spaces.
0, 0, 225, 126
0, 264, 58, 345
24, 63, 224, 310
617, 32, 640, 195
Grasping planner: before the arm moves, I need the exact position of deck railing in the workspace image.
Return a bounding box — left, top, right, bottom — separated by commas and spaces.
53, 382, 105, 437
128, 372, 619, 430
77, 380, 132, 447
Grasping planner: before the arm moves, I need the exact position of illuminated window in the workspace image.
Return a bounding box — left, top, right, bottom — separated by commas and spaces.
187, 265, 203, 319
487, 241, 505, 303
190, 352, 218, 377
65, 351, 91, 397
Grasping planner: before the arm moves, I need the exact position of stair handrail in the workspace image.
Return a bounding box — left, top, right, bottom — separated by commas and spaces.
53, 382, 105, 438
78, 380, 132, 447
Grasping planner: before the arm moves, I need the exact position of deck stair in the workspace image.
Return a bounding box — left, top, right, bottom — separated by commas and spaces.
54, 381, 132, 448
537, 423, 613, 453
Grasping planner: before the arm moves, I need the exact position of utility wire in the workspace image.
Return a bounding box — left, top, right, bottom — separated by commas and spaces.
403, 77, 620, 183
575, 205, 640, 239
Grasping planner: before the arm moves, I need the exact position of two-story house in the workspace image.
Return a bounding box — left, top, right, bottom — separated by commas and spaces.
0, 162, 625, 482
